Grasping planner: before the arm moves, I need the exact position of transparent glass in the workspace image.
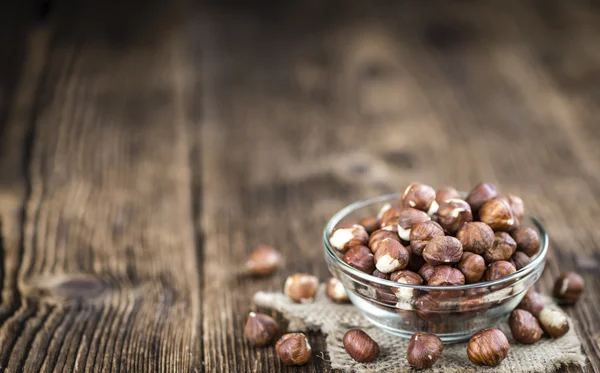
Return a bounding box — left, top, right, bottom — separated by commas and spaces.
323, 193, 548, 343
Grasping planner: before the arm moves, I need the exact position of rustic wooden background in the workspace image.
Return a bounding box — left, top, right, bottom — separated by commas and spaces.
0, 0, 599, 372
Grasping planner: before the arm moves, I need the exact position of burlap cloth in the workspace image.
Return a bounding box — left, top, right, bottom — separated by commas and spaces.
254, 286, 585, 372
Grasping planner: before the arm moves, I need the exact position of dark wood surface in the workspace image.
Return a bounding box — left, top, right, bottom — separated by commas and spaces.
1, 0, 599, 371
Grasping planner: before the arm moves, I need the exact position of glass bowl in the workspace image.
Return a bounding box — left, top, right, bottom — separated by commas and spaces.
323, 193, 548, 343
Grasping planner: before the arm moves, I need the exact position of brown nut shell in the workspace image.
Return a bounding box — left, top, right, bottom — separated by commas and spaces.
509, 309, 542, 344
244, 312, 279, 346
343, 245, 375, 273
343, 329, 380, 363
466, 183, 499, 212
428, 265, 465, 286
436, 199, 473, 234
479, 197, 516, 232
517, 289, 544, 317
458, 252, 486, 284
246, 245, 282, 276
510, 227, 541, 257
276, 333, 312, 366
507, 194, 525, 222
418, 263, 436, 283
373, 238, 410, 274
329, 224, 369, 252
484, 232, 517, 263
509, 251, 531, 271
538, 307, 570, 338
359, 216, 380, 235
397, 208, 431, 241
436, 186, 460, 205
325, 278, 349, 303
553, 272, 584, 304
390, 270, 423, 299
410, 221, 444, 256
284, 273, 319, 303
484, 261, 516, 282
400, 182, 437, 212
456, 222, 494, 255
467, 328, 509, 366
368, 229, 400, 253
407, 333, 443, 369
423, 236, 463, 266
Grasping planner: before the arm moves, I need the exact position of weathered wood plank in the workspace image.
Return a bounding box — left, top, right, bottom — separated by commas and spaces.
0, 1, 201, 372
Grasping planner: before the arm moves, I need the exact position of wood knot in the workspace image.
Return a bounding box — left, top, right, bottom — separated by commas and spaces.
22, 274, 109, 302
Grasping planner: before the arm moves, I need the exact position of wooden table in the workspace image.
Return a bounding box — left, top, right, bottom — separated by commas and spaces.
1, 0, 599, 371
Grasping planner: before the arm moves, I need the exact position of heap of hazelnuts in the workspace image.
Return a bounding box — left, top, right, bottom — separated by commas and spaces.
241, 182, 586, 368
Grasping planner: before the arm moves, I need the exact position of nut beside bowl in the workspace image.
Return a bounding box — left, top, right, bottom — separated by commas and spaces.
323, 193, 548, 343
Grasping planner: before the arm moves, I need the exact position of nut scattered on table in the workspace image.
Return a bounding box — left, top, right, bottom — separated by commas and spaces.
343, 245, 376, 273
538, 307, 570, 338
275, 333, 312, 366
373, 238, 409, 273
244, 312, 279, 346
423, 236, 463, 266
246, 245, 282, 276
407, 332, 443, 369
325, 277, 349, 303
436, 198, 473, 234
284, 273, 319, 303
467, 328, 510, 366
458, 252, 486, 284
510, 226, 541, 257
479, 197, 515, 232
343, 329, 380, 363
509, 309, 542, 344
484, 231, 517, 263
553, 272, 584, 304
329, 224, 369, 252
456, 222, 494, 255
466, 183, 499, 212
517, 289, 544, 317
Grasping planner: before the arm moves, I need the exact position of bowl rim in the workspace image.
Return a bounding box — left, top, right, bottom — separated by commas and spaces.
323, 192, 548, 290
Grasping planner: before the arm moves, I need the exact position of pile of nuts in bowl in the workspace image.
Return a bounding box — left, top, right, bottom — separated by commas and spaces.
242, 182, 586, 369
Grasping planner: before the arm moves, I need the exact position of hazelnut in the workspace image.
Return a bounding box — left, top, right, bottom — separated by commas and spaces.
510, 251, 531, 271
479, 198, 516, 232
517, 289, 544, 317
390, 270, 423, 299
409, 221, 444, 256
423, 236, 463, 266
359, 216, 380, 235
458, 295, 487, 313
397, 208, 431, 241
284, 273, 319, 303
325, 277, 349, 303
407, 333, 443, 369
368, 229, 400, 253
400, 182, 437, 214
553, 272, 584, 304
466, 183, 499, 212
371, 269, 390, 280
373, 238, 409, 273
275, 333, 312, 366
458, 252, 486, 284
510, 227, 541, 257
538, 307, 570, 338
414, 294, 443, 321
406, 252, 426, 273
376, 203, 393, 221
456, 222, 494, 255
329, 224, 369, 252
467, 328, 509, 366
246, 245, 282, 276
436, 186, 460, 205
343, 245, 376, 273
483, 232, 517, 263
418, 263, 436, 282
484, 261, 516, 282
380, 206, 402, 229
436, 199, 473, 234
343, 329, 380, 363
509, 309, 542, 344
428, 265, 465, 286
507, 194, 525, 222
244, 312, 279, 346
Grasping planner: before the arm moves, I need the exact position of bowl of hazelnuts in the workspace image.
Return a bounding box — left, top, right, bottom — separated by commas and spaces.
324, 183, 548, 343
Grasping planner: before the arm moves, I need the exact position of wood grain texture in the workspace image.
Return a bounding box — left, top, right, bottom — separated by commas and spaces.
0, 0, 599, 372
0, 1, 201, 371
